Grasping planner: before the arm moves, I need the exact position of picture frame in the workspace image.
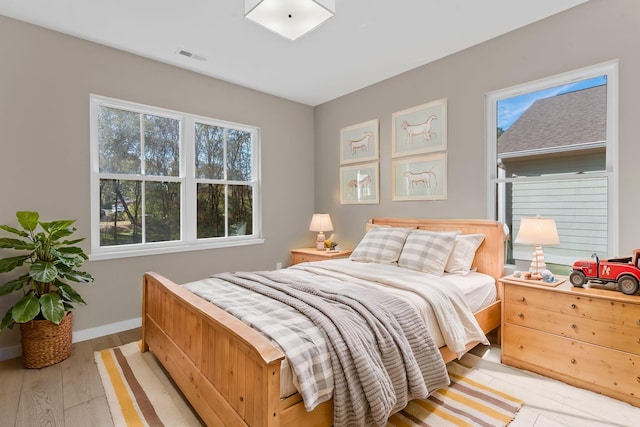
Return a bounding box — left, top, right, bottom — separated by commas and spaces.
392, 98, 447, 158
340, 162, 379, 204
392, 153, 447, 201
340, 119, 379, 164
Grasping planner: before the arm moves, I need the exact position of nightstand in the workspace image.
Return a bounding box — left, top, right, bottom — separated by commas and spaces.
500, 275, 640, 408
290, 248, 352, 265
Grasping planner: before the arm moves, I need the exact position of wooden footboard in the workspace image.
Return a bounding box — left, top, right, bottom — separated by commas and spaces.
141, 218, 504, 426
142, 274, 501, 426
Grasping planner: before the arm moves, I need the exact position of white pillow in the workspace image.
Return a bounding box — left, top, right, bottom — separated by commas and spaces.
398, 230, 459, 276
349, 226, 412, 264
445, 234, 485, 275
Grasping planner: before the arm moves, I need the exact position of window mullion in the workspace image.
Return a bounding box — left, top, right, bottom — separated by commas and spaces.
183, 118, 194, 244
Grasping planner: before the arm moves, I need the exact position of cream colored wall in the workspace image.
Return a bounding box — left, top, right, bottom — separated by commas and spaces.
313, 0, 640, 255
0, 16, 315, 353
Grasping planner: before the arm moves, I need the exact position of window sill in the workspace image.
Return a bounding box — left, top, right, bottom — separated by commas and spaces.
89, 237, 265, 261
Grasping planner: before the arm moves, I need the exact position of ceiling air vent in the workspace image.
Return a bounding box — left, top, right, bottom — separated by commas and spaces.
176, 48, 207, 62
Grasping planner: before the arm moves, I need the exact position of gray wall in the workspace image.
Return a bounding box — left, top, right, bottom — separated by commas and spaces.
2, 0, 640, 354
314, 0, 640, 254
0, 16, 315, 351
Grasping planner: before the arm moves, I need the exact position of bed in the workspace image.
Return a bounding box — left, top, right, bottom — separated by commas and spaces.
141, 218, 504, 427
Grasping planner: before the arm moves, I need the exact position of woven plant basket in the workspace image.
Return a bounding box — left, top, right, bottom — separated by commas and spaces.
20, 311, 73, 369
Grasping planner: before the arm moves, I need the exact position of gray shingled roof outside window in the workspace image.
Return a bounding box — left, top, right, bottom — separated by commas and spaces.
497, 85, 606, 156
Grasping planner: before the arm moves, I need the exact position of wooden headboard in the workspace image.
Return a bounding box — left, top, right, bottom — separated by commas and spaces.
367, 218, 505, 281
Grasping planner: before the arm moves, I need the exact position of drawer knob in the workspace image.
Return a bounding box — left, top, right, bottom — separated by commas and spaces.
571, 324, 577, 329
570, 358, 576, 364
518, 296, 526, 302
517, 312, 524, 318
570, 303, 577, 309
637, 319, 640, 326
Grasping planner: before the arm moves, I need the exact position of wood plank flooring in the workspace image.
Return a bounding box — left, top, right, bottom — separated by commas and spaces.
0, 328, 141, 427
1, 328, 638, 426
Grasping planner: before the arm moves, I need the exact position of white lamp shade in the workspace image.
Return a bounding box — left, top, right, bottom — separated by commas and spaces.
309, 213, 333, 232
514, 216, 560, 246
245, 0, 335, 40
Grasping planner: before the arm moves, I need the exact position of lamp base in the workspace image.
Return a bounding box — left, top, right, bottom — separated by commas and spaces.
529, 245, 547, 274
316, 231, 325, 250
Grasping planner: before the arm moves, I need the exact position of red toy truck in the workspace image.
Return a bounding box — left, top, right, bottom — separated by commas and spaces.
569, 249, 640, 295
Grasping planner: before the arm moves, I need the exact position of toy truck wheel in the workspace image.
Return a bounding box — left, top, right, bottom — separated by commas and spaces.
617, 275, 639, 295
569, 271, 586, 287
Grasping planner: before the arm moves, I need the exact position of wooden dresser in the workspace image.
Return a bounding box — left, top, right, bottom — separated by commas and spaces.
290, 248, 352, 265
500, 275, 640, 407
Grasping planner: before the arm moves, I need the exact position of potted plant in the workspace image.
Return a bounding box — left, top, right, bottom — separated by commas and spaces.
0, 211, 93, 368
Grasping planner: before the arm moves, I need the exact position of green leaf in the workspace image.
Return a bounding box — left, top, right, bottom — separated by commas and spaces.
16, 211, 39, 232
40, 293, 65, 324
41, 220, 75, 241
57, 283, 86, 305
54, 247, 88, 267
0, 225, 29, 238
49, 226, 76, 242
52, 250, 81, 268
0, 255, 29, 274
60, 269, 94, 283
60, 238, 85, 247
11, 294, 41, 323
0, 274, 30, 296
29, 260, 58, 283
0, 238, 36, 250
1, 309, 15, 331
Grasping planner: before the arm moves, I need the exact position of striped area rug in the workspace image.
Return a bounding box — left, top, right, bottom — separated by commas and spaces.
95, 342, 202, 426
387, 360, 523, 426
96, 342, 521, 427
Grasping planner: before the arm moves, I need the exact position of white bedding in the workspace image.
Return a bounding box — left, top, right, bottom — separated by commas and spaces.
186, 258, 496, 401
290, 259, 495, 351
280, 259, 496, 397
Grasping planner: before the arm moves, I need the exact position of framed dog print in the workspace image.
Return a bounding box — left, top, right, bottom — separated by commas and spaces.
340, 162, 379, 204
392, 153, 447, 201
392, 98, 447, 158
340, 119, 379, 164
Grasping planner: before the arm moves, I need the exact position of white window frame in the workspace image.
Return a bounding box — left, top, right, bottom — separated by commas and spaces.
90, 95, 263, 260
485, 60, 619, 264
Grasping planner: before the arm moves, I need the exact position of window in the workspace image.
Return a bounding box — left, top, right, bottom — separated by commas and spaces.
90, 95, 262, 259
486, 61, 618, 266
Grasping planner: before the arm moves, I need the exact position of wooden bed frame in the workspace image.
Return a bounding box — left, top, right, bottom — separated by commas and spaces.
141, 218, 504, 427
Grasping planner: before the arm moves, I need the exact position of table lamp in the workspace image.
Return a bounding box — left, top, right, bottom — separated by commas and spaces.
309, 213, 333, 250
514, 216, 560, 274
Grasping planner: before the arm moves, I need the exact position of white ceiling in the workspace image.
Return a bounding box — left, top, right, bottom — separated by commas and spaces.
0, 0, 588, 106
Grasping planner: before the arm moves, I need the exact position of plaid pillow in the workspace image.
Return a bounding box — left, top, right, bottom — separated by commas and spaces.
398, 229, 459, 275
349, 226, 412, 264
445, 234, 485, 275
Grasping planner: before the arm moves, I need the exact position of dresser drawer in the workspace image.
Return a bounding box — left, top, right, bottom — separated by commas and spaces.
504, 284, 640, 353
290, 249, 352, 265
291, 253, 313, 265
502, 323, 640, 405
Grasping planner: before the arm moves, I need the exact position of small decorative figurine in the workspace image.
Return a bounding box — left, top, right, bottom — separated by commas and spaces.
541, 269, 555, 283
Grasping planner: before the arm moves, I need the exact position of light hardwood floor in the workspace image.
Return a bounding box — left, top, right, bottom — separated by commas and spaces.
0, 328, 141, 427
1, 329, 638, 426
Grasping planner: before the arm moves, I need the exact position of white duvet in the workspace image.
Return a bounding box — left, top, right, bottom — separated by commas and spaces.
290, 259, 491, 357
185, 258, 495, 404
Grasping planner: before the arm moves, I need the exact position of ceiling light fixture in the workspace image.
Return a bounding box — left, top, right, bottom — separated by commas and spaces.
245, 0, 335, 41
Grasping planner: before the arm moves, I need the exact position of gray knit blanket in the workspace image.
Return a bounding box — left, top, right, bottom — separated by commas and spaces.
210, 270, 450, 427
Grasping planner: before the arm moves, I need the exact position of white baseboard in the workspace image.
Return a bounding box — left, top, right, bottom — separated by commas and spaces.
0, 344, 21, 362
0, 317, 142, 362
